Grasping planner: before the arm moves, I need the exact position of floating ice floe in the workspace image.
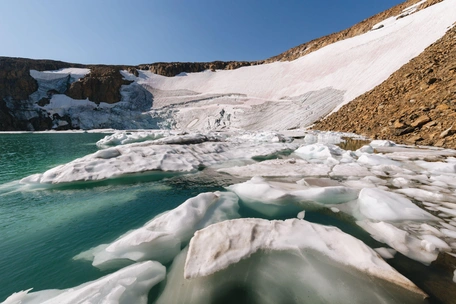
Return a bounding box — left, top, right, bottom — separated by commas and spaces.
294, 143, 344, 160
79, 192, 239, 268
218, 158, 331, 177
357, 221, 440, 265
183, 218, 426, 298
96, 130, 172, 147
226, 177, 358, 217
2, 261, 165, 304
357, 188, 438, 221
20, 133, 298, 185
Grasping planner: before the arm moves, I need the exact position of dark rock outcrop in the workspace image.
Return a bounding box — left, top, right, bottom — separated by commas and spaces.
137, 61, 257, 77
66, 66, 133, 104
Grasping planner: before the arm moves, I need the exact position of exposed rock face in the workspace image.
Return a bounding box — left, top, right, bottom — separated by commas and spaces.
313, 25, 456, 149
66, 66, 133, 104
0, 57, 83, 130
137, 61, 258, 77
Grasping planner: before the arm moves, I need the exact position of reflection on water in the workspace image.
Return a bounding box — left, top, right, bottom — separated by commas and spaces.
336, 137, 371, 151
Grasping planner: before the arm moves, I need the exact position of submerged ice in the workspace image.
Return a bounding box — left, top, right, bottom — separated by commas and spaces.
83, 191, 239, 268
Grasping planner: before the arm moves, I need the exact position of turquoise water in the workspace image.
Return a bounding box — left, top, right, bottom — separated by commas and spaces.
0, 133, 221, 301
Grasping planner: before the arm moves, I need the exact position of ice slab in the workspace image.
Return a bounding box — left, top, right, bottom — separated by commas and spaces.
183, 218, 425, 296
358, 188, 438, 221
96, 130, 171, 147
2, 261, 165, 304
226, 177, 358, 217
331, 163, 372, 177
294, 143, 344, 161
415, 161, 456, 174
20, 134, 298, 184
357, 154, 401, 167
374, 247, 397, 259
218, 158, 331, 177
357, 221, 439, 265
87, 192, 239, 268
397, 188, 456, 204
226, 177, 302, 217
158, 246, 425, 304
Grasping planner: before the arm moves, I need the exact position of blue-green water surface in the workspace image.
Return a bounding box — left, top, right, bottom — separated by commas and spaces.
0, 133, 220, 301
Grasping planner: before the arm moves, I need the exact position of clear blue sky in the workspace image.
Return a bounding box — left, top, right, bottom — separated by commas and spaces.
0, 0, 405, 65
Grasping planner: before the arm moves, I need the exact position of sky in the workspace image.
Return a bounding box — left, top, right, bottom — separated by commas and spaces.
0, 0, 406, 65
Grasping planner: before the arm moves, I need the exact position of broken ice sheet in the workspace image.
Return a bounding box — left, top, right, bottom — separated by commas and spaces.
154, 218, 426, 304
75, 191, 239, 269
2, 261, 165, 304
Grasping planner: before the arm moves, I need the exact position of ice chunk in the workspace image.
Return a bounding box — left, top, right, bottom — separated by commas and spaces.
96, 130, 170, 147
226, 177, 302, 217
392, 177, 411, 188
294, 143, 344, 161
397, 188, 456, 204
291, 186, 359, 204
374, 247, 397, 259
358, 188, 437, 221
329, 208, 340, 214
415, 161, 456, 173
227, 177, 358, 217
217, 158, 331, 177
355, 145, 374, 155
441, 229, 456, 239
2, 261, 165, 304
89, 192, 239, 268
420, 223, 444, 237
370, 140, 396, 147
331, 163, 371, 177
20, 136, 297, 184
183, 218, 425, 297
357, 221, 439, 265
420, 235, 451, 251
158, 246, 424, 304
357, 154, 401, 166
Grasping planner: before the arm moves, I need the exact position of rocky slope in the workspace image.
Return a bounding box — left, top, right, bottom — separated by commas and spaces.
313, 23, 456, 149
